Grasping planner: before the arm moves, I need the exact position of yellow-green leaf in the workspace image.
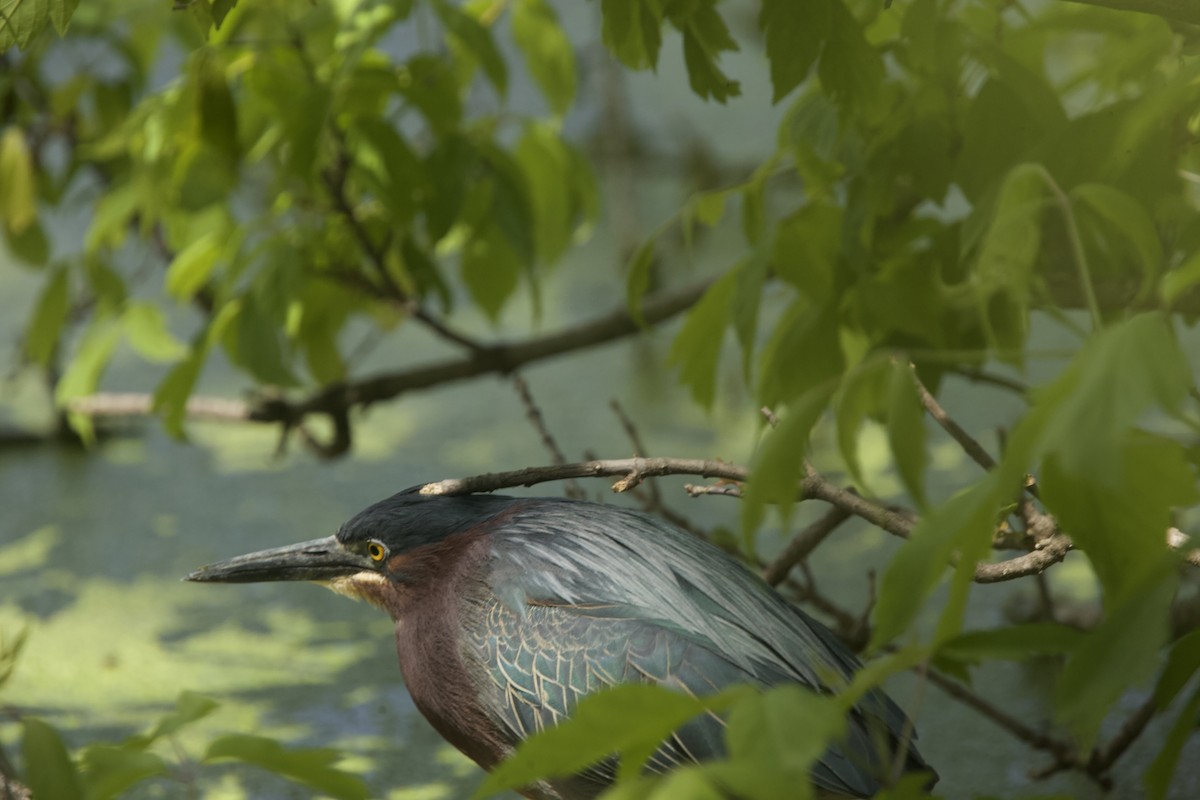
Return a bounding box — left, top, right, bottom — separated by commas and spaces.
25, 266, 71, 366
512, 0, 576, 115
122, 302, 188, 363
165, 233, 222, 301
22, 718, 83, 800
0, 127, 37, 234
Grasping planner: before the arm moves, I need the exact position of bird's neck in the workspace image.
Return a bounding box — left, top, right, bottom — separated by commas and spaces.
390, 534, 511, 769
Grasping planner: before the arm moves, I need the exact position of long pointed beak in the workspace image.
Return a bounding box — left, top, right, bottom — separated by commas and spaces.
186, 536, 372, 583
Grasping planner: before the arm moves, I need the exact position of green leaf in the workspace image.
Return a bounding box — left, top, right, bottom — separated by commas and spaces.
730, 255, 767, 382
165, 232, 222, 301
675, 3, 740, 103
138, 692, 220, 747
153, 303, 238, 439
154, 350, 206, 441
84, 259, 128, 309
480, 142, 537, 265
5, 217, 50, 265
741, 172, 766, 245
691, 189, 727, 228
1145, 679, 1200, 800
1056, 563, 1178, 749
1154, 629, 1200, 709
966, 163, 1049, 358
223, 296, 300, 386
886, 362, 928, 510
475, 685, 742, 798
55, 317, 121, 444
772, 203, 839, 303
85, 184, 141, 256
871, 474, 1005, 649
816, 0, 883, 119
601, 0, 662, 70
22, 718, 84, 800
1072, 182, 1162, 297
717, 685, 843, 799
461, 226, 522, 322
515, 123, 586, 264
1161, 249, 1200, 308
211, 0, 238, 29
668, 269, 736, 409
351, 117, 424, 225
741, 384, 836, 541
49, 0, 81, 34
625, 238, 656, 328
1041, 432, 1197, 598
834, 355, 889, 487
760, 0, 829, 103
512, 0, 576, 115
957, 79, 1052, 202
756, 299, 843, 409
204, 735, 368, 800
24, 266, 71, 366
0, 127, 37, 233
399, 55, 462, 135
602, 769, 725, 800
0, 628, 29, 689
937, 623, 1085, 665
195, 53, 239, 167
80, 746, 169, 800
1003, 313, 1190, 488
121, 302, 188, 364
434, 0, 508, 95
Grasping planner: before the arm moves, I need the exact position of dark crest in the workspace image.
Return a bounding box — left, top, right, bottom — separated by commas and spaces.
334, 489, 519, 553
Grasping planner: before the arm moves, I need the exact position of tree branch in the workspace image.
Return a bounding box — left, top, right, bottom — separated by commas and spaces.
68, 280, 710, 431
800, 465, 917, 539
259, 279, 711, 426
417, 457, 747, 496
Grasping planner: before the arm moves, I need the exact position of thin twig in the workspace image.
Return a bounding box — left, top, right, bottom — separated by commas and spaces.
1087, 695, 1158, 775
1039, 166, 1102, 331
973, 536, 1073, 583
324, 135, 484, 353
910, 366, 997, 471
425, 459, 1074, 585
512, 374, 584, 499
762, 506, 852, 587
684, 483, 743, 498
800, 464, 916, 540
610, 399, 661, 506
418, 458, 748, 496
924, 670, 1080, 769
947, 366, 1030, 396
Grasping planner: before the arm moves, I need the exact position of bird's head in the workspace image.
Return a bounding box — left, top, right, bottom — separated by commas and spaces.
186, 490, 514, 611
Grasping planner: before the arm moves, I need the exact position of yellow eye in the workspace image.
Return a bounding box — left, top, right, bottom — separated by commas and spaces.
367, 542, 386, 562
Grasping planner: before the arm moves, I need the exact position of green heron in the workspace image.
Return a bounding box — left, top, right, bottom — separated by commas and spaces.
187, 490, 935, 798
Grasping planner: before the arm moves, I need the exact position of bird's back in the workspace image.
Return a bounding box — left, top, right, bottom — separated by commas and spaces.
447, 497, 931, 798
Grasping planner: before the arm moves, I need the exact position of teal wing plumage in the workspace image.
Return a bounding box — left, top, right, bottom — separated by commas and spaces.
464, 599, 735, 785
466, 500, 923, 798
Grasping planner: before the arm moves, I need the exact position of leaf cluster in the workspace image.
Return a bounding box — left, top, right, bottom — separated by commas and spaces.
6, 0, 1200, 798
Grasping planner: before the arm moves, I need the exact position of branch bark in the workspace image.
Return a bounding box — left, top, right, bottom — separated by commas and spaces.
68, 280, 710, 431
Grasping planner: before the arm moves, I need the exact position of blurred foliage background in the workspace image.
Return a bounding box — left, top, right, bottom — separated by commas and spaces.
4, 0, 1200, 797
